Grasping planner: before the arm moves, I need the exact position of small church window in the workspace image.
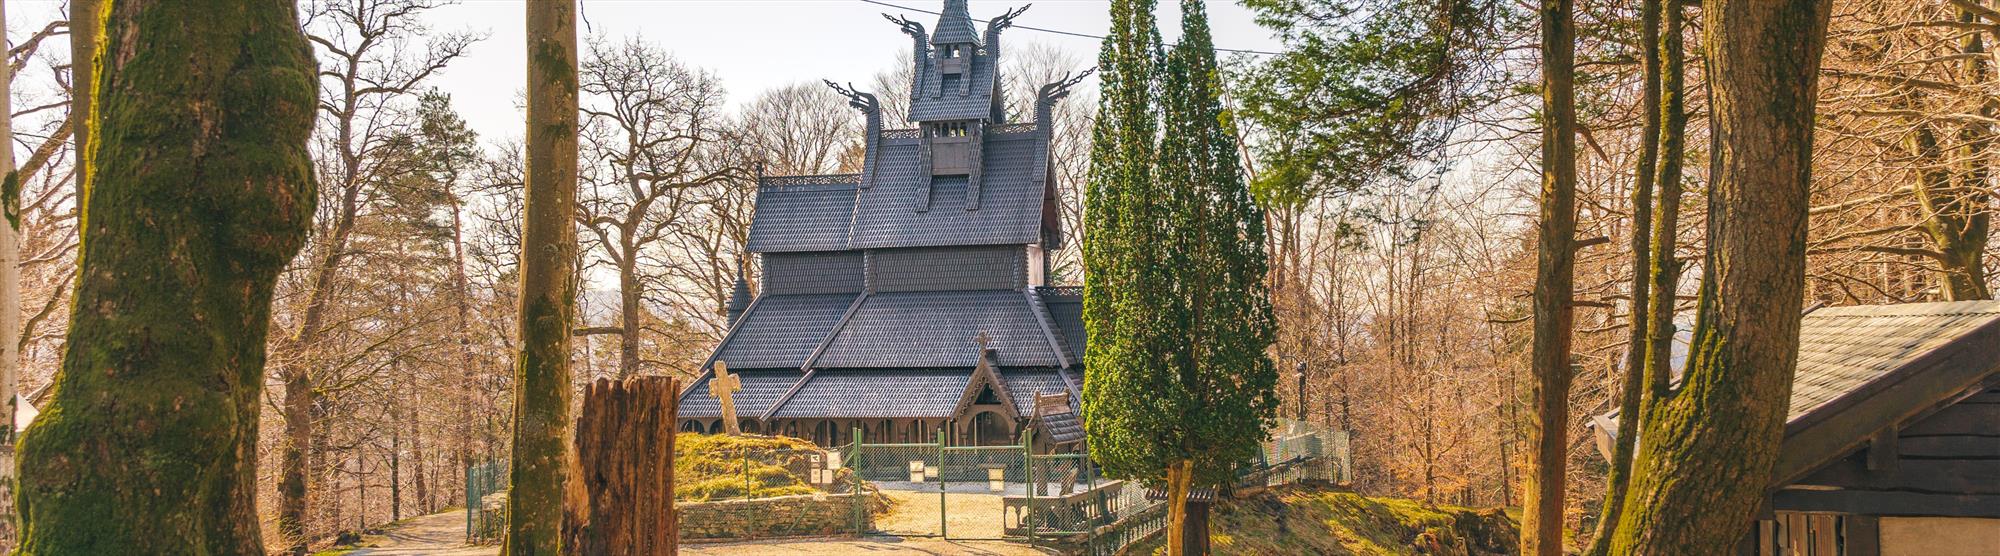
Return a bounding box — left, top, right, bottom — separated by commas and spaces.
930, 122, 969, 138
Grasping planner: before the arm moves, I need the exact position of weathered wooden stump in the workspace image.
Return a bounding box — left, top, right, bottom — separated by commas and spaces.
564, 376, 679, 556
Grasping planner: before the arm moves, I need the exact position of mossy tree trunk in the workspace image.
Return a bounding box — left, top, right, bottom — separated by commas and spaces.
68, 0, 98, 202
0, 0, 18, 548
1611, 0, 1831, 552
504, 0, 580, 554
1585, 0, 1678, 551
1523, 0, 1578, 553
13, 0, 317, 552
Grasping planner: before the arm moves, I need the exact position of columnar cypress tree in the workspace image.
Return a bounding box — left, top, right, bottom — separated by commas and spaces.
1081, 0, 1165, 497
14, 0, 318, 552
1084, 1, 1278, 554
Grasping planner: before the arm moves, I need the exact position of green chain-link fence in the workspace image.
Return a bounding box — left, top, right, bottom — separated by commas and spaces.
464, 459, 507, 543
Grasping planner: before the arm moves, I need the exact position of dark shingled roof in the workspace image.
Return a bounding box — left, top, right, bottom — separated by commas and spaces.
930, 0, 983, 46
713, 293, 859, 368
908, 73, 997, 122
814, 290, 1064, 368
1789, 301, 2000, 423
680, 369, 806, 418
745, 134, 1048, 253
850, 135, 1044, 248
1588, 301, 2000, 486
769, 369, 972, 419
745, 179, 858, 253
1039, 287, 1084, 363
1037, 411, 1084, 444
1000, 368, 1074, 416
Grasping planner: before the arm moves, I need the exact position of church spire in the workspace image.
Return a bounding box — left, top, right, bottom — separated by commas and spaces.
932, 0, 982, 46
725, 260, 752, 327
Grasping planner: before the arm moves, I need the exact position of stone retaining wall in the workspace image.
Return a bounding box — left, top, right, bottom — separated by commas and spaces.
678, 492, 878, 540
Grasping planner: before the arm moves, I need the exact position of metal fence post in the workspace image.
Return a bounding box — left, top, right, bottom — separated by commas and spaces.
742, 450, 751, 498
464, 461, 473, 539
937, 429, 947, 538
852, 425, 865, 536
1023, 427, 1036, 542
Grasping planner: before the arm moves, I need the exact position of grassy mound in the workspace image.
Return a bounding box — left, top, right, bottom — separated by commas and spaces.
675, 433, 846, 502
1146, 486, 1518, 555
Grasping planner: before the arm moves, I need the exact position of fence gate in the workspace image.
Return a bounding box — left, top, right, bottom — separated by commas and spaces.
938, 444, 1026, 540
854, 434, 945, 538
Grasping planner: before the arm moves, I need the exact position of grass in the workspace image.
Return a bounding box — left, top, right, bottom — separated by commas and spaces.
1142, 486, 1519, 555
675, 433, 848, 502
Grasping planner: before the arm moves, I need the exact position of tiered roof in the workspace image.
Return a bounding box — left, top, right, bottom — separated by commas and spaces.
681, 1, 1085, 436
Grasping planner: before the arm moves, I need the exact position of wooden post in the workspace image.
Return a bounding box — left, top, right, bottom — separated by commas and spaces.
564, 377, 679, 556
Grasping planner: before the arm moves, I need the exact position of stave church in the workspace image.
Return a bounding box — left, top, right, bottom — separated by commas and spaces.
677, 0, 1088, 452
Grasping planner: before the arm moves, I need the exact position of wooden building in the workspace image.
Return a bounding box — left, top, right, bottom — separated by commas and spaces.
676, 0, 1087, 452
1594, 301, 2000, 554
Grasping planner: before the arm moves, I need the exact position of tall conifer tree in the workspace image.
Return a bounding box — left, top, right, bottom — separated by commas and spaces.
1084, 1, 1278, 553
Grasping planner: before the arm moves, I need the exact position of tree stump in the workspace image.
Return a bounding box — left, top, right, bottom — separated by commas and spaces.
564, 377, 678, 556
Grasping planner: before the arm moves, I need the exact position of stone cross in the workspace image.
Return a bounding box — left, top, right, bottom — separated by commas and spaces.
709, 361, 743, 435
974, 331, 992, 351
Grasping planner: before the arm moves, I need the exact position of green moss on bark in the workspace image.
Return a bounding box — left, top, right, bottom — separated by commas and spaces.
1609, 0, 1830, 551
502, 1, 580, 554
12, 0, 317, 553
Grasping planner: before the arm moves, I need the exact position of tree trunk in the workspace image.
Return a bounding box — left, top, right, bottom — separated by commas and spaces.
0, 0, 18, 548
505, 0, 580, 553
411, 415, 431, 514
69, 0, 98, 202
1926, 7, 1995, 302
391, 418, 404, 522
1586, 0, 1664, 551
563, 377, 678, 556
280, 367, 313, 546
1644, 0, 1689, 449
1611, 0, 1830, 552
1164, 459, 1195, 556
13, 0, 316, 551
1523, 0, 1578, 553
448, 194, 480, 478
619, 259, 641, 378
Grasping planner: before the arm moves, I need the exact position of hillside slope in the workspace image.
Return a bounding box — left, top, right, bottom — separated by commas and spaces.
1146, 486, 1518, 555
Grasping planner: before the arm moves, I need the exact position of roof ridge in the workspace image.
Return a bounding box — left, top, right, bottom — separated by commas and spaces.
1023, 288, 1072, 369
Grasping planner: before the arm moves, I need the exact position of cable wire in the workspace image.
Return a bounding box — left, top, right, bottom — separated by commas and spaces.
855, 0, 1283, 56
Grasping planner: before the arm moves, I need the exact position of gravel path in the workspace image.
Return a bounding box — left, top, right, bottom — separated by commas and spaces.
340, 508, 1053, 556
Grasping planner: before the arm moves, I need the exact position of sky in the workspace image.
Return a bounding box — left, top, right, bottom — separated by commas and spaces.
8, 1, 1290, 142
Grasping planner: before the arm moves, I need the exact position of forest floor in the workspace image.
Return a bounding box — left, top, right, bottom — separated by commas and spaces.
328, 508, 1053, 555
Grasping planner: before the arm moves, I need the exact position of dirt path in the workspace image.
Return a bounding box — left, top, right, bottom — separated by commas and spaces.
340, 508, 1053, 556
874, 490, 1010, 539
683, 537, 1054, 555
345, 510, 494, 556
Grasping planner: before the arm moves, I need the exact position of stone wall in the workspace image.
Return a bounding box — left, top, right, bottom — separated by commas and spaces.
678, 492, 880, 540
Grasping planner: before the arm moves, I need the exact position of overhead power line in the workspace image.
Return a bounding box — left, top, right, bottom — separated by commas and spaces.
855, 0, 1284, 56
